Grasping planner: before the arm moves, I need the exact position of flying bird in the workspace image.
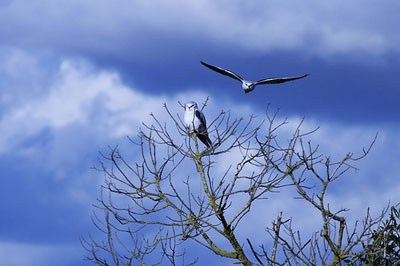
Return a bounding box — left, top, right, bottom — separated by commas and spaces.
184, 101, 212, 148
201, 61, 309, 94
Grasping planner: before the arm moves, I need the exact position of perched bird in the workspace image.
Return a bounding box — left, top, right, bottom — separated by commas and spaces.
201, 61, 309, 94
184, 101, 212, 148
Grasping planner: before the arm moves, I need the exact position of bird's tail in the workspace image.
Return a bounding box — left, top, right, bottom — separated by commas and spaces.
198, 134, 212, 148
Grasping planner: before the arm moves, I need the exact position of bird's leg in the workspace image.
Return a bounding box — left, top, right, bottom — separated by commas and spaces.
186, 126, 195, 135
188, 130, 201, 138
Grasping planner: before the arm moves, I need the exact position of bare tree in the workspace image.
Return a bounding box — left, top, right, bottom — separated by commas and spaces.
82, 100, 389, 266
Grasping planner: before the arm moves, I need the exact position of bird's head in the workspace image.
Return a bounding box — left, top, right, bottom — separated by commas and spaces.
242, 81, 255, 93
185, 101, 198, 111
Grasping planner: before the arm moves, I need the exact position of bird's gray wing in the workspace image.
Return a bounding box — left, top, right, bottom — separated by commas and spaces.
195, 110, 212, 147
255, 74, 309, 85
201, 61, 243, 83
195, 110, 207, 130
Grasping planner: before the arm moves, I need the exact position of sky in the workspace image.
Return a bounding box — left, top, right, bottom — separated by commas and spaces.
0, 1, 399, 265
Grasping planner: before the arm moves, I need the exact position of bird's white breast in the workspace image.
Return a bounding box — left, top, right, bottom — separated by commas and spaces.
184, 109, 201, 131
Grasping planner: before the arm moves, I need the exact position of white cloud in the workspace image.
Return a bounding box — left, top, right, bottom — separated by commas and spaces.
0, 59, 162, 154
0, 48, 55, 108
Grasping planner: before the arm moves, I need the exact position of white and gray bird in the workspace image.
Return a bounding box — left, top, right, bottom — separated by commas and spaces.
201, 61, 309, 94
184, 101, 212, 148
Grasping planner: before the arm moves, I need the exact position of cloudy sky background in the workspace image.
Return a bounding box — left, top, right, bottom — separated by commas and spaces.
0, 1, 399, 265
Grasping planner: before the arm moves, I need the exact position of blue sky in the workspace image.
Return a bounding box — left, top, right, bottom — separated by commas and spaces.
0, 1, 399, 265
